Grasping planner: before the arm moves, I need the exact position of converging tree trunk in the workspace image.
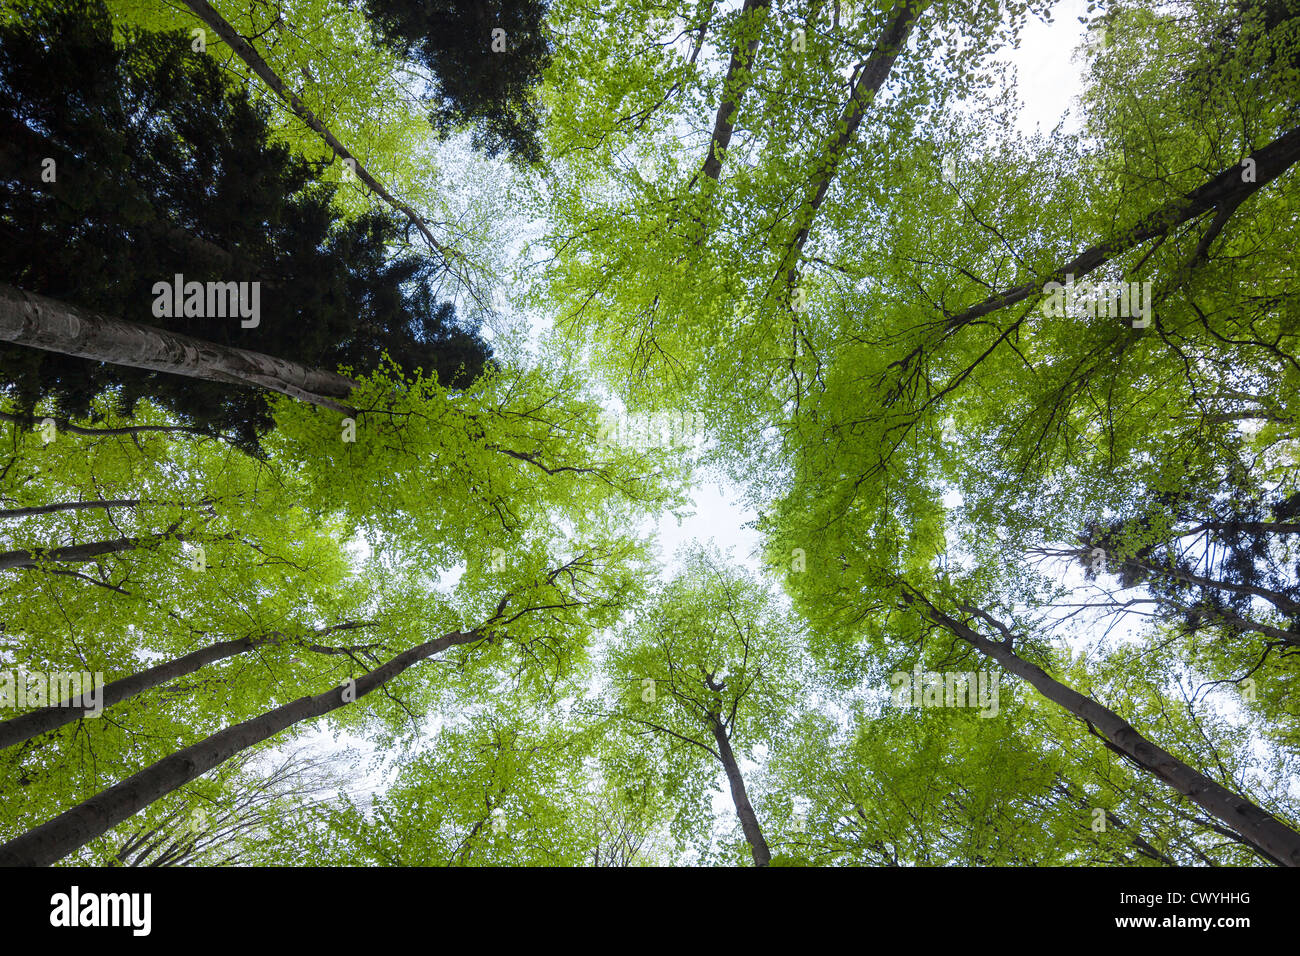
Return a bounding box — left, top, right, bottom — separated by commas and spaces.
0, 626, 486, 866
0, 534, 171, 571
0, 500, 146, 520
0, 525, 237, 571
698, 0, 771, 183
178, 0, 457, 267
904, 588, 1300, 866
774, 0, 926, 292
0, 283, 357, 413
937, 125, 1300, 335
0, 624, 374, 751
709, 713, 772, 866
0, 636, 262, 751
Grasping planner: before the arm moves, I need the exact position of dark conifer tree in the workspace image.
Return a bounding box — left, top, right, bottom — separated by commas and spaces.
0, 0, 493, 452
358, 0, 552, 163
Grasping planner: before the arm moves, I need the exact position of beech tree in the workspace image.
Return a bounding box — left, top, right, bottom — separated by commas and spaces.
531, 0, 1300, 867
4, 0, 1300, 870
603, 546, 804, 866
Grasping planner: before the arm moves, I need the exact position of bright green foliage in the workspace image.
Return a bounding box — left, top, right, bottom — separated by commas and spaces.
601, 545, 805, 863
4, 0, 1300, 867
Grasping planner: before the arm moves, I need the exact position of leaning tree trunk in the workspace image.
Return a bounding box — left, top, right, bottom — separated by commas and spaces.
0, 623, 378, 752
938, 124, 1300, 335
0, 283, 357, 413
774, 0, 926, 291
0, 636, 266, 751
0, 499, 146, 520
0, 527, 234, 571
178, 0, 454, 265
0, 535, 157, 571
0, 628, 483, 866
698, 0, 772, 183
709, 715, 772, 866
905, 589, 1300, 867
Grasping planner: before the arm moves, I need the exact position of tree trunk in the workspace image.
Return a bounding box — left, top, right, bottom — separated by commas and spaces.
1199, 605, 1300, 648
0, 535, 156, 571
0, 628, 483, 866
0, 283, 357, 413
0, 500, 144, 520
939, 124, 1300, 335
0, 526, 230, 571
699, 0, 772, 182
0, 636, 265, 751
1123, 555, 1300, 617
906, 589, 1300, 866
709, 715, 771, 866
775, 0, 925, 287
178, 0, 454, 265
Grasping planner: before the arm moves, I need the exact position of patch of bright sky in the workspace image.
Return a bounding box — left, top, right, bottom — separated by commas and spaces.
998, 0, 1090, 137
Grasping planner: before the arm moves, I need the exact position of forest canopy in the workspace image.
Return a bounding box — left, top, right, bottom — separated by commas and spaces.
0, 0, 1297, 870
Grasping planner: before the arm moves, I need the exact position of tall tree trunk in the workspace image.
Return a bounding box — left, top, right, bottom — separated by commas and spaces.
1121, 554, 1300, 617
0, 636, 263, 751
1198, 605, 1300, 648
938, 124, 1300, 335
0, 500, 145, 519
0, 535, 161, 571
0, 525, 233, 571
0, 627, 484, 866
904, 588, 1300, 866
0, 623, 377, 752
0, 497, 230, 519
0, 283, 357, 413
774, 0, 926, 289
709, 715, 771, 866
177, 0, 455, 267
698, 0, 772, 182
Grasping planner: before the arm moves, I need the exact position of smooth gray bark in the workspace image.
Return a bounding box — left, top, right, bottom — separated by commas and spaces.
938, 125, 1300, 335
0, 283, 357, 413
709, 715, 771, 866
699, 0, 772, 182
906, 589, 1300, 866
0, 636, 264, 751
0, 628, 482, 866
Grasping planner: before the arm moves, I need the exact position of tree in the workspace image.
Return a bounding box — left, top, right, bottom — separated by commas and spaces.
0, 328, 682, 863
536, 0, 1300, 868
0, 0, 491, 449
901, 587, 1300, 866
604, 545, 804, 866
358, 0, 553, 163
7, 0, 1300, 871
